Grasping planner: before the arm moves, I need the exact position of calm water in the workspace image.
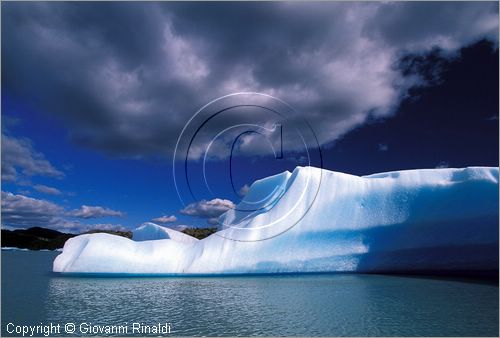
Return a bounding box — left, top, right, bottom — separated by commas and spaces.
2, 250, 498, 336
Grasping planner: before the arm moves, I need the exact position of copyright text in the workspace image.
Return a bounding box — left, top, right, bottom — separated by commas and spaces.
5, 322, 172, 336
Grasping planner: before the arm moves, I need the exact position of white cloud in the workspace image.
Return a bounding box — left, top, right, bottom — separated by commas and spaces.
68, 205, 125, 219
207, 218, 219, 226
1, 191, 64, 229
1, 191, 126, 233
1, 133, 64, 182
33, 184, 62, 195
180, 198, 235, 219
238, 184, 250, 197
378, 143, 389, 152
152, 215, 177, 223
435, 161, 450, 169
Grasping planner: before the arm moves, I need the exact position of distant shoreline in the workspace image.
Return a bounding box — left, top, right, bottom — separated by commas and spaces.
1, 227, 132, 251
1, 226, 217, 251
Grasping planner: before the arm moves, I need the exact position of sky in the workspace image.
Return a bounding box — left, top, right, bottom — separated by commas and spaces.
1, 1, 499, 233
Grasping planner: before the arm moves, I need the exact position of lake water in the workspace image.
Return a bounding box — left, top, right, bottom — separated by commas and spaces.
1, 250, 498, 336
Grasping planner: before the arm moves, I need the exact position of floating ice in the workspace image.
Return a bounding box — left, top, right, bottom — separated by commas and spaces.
132, 222, 198, 244
53, 166, 499, 275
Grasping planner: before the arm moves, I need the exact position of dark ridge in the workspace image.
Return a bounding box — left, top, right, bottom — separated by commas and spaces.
14, 226, 63, 240
1, 227, 132, 251
181, 227, 218, 240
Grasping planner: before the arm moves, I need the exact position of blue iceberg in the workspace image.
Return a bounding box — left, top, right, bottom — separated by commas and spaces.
53, 166, 499, 275
132, 222, 198, 244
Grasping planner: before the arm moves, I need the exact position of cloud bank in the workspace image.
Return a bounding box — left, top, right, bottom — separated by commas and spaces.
152, 215, 177, 223
68, 205, 125, 219
33, 184, 63, 196
3, 2, 497, 159
180, 198, 235, 225
1, 133, 64, 182
1, 191, 125, 233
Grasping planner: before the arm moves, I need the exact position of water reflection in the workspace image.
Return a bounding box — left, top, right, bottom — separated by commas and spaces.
44, 274, 499, 336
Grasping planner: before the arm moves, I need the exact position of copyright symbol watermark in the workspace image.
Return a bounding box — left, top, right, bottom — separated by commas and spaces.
173, 92, 322, 241
64, 323, 75, 334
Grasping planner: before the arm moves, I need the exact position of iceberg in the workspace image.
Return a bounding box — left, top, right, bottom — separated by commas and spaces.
132, 222, 198, 244
53, 166, 499, 275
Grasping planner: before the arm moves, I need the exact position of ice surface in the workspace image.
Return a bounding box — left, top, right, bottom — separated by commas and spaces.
53, 166, 499, 275
132, 222, 198, 244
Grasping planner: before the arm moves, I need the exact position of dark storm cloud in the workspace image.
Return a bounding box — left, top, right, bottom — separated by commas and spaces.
363, 2, 499, 50
2, 2, 498, 159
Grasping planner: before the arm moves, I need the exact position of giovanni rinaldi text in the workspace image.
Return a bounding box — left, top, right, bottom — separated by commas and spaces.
5, 322, 172, 336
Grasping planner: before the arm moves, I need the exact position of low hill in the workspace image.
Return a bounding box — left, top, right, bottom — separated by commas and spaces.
1, 227, 131, 251
181, 227, 217, 240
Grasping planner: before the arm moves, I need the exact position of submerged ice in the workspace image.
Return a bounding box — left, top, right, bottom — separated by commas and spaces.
53, 166, 499, 275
